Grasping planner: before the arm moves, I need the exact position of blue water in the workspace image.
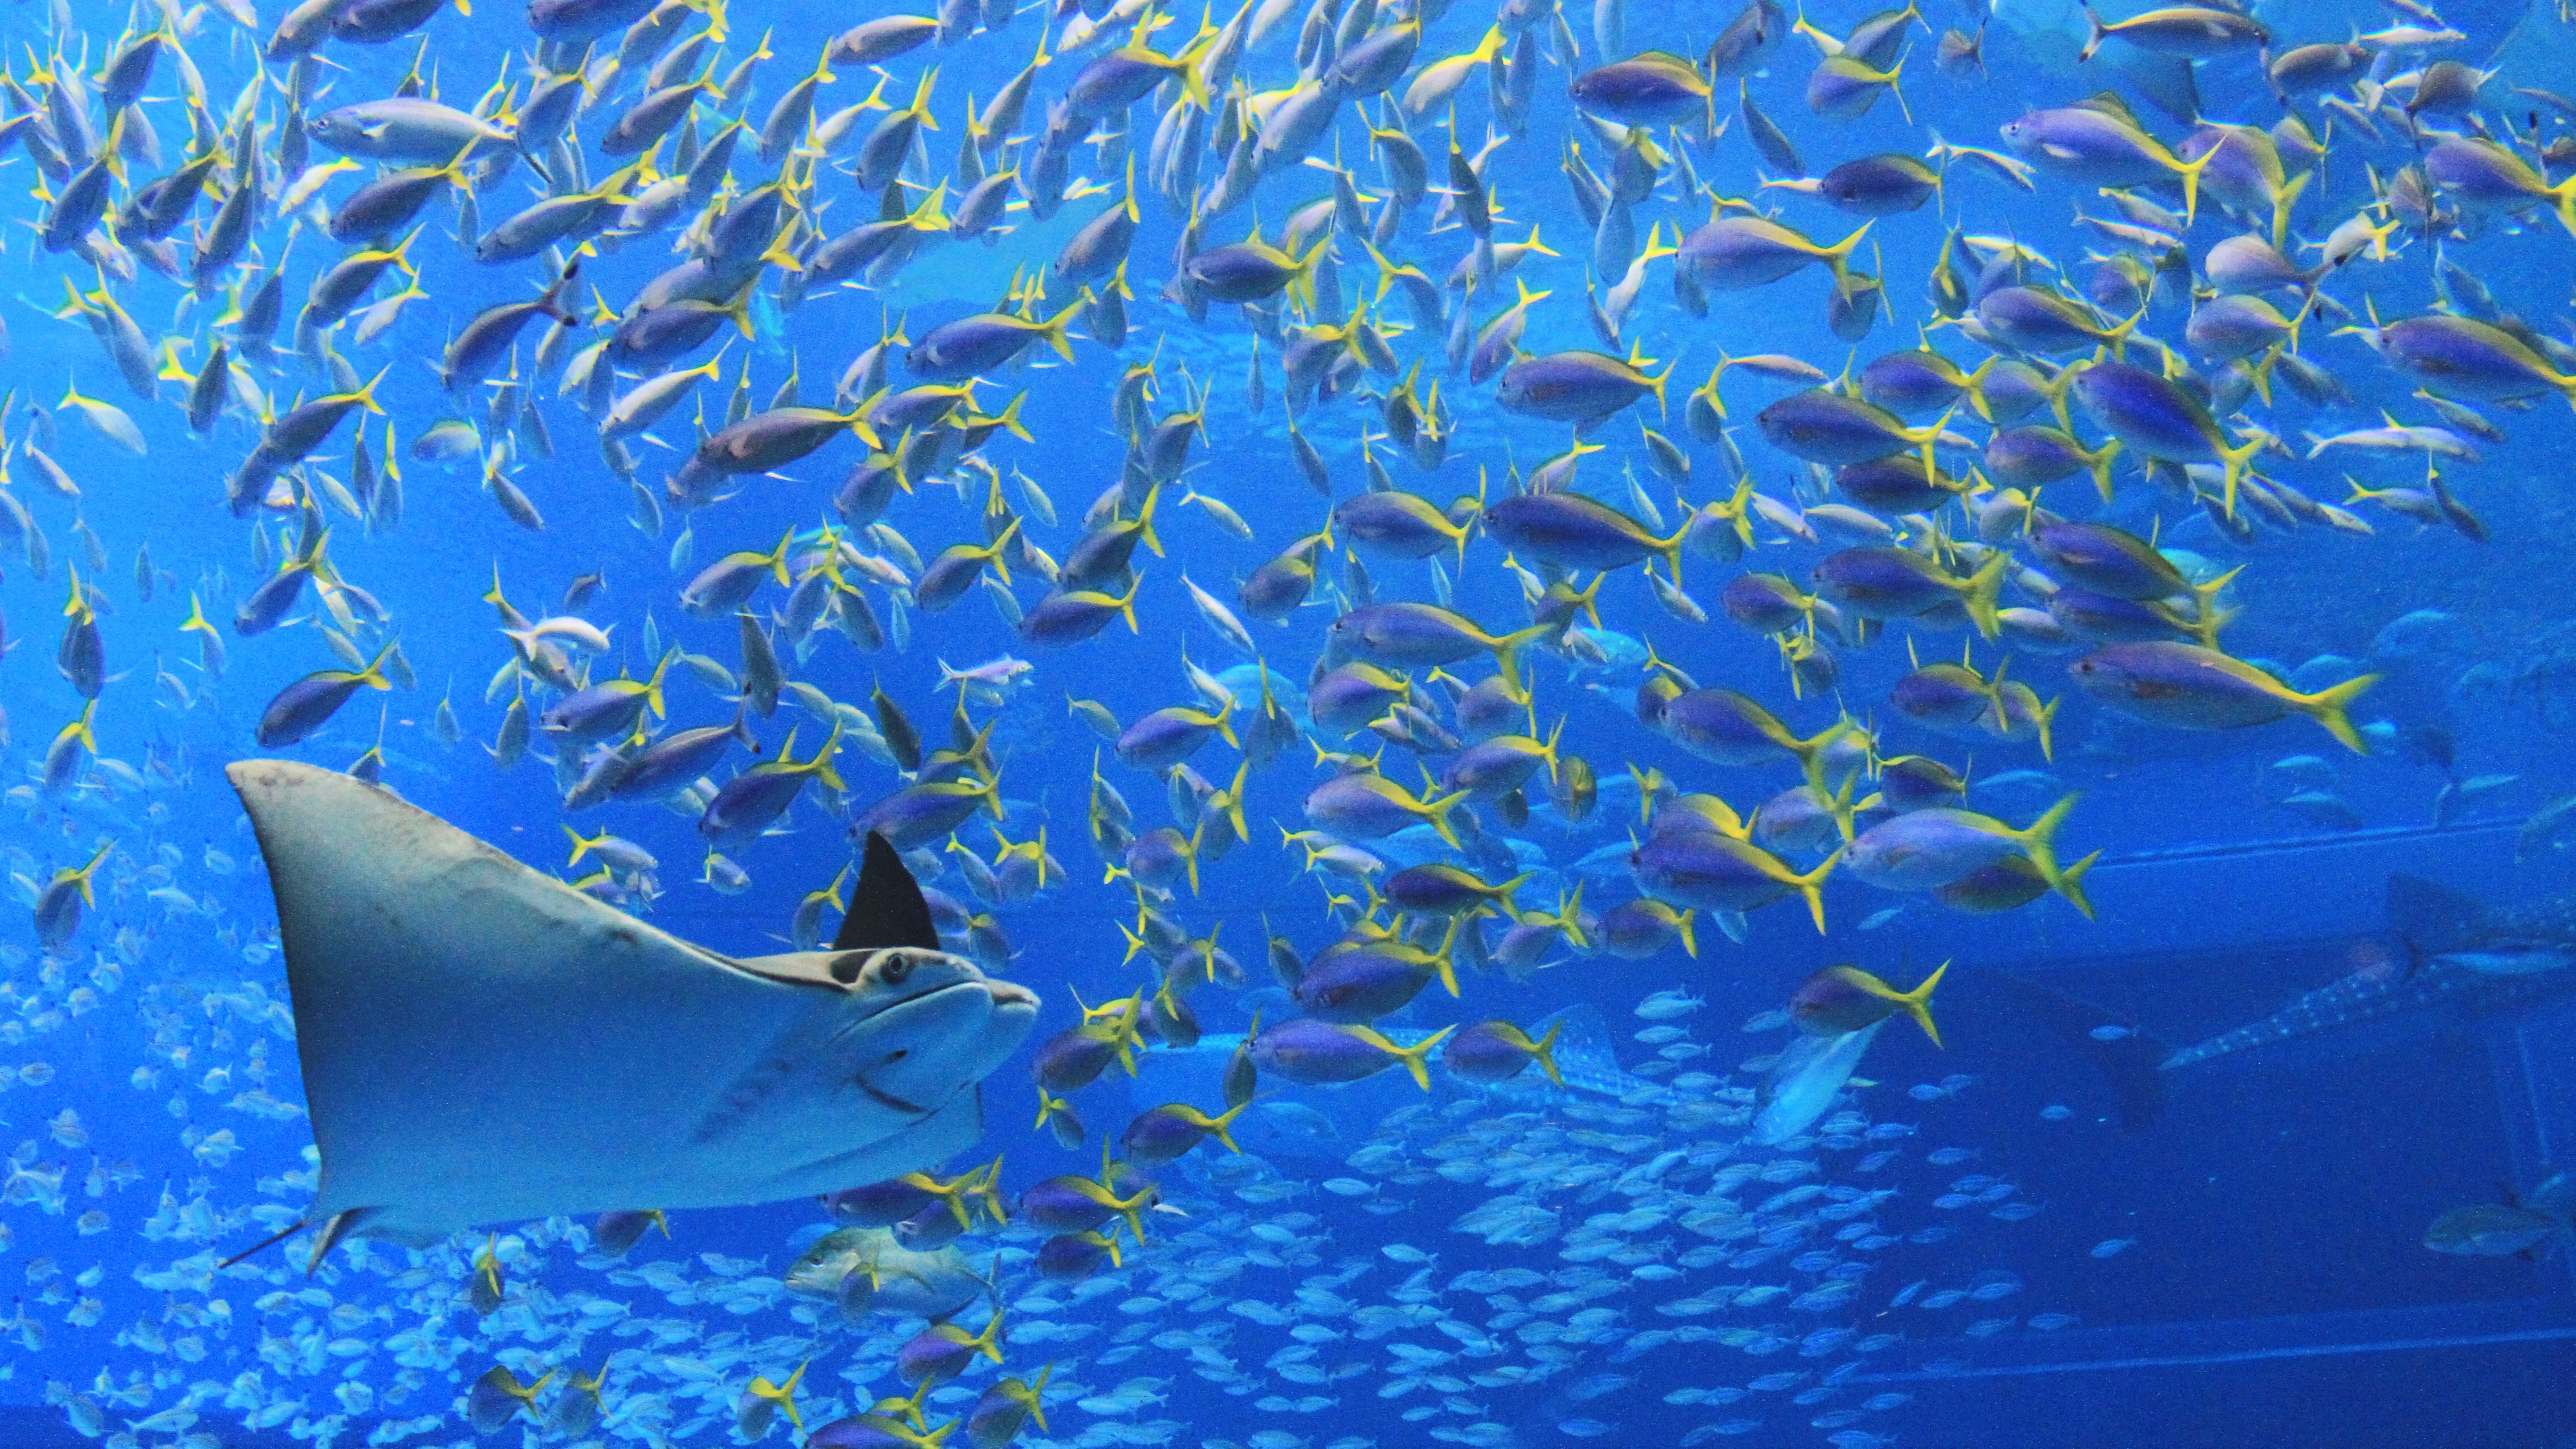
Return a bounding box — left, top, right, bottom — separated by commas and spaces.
3, 0, 2575, 1444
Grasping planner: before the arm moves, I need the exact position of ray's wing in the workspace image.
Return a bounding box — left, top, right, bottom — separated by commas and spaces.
227, 760, 813, 1236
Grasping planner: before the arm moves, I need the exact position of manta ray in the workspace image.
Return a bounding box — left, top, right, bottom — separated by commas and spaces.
226, 760, 1040, 1253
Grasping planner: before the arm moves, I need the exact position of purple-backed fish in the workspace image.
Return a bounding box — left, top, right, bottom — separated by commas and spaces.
1568, 52, 1713, 126
1018, 1168, 1156, 1238
1035, 1228, 1121, 1282
1303, 771, 1471, 846
1118, 1101, 1246, 1164
1484, 491, 1693, 573
1495, 347, 1676, 424
1600, 899, 1698, 958
1249, 1018, 1451, 1088
256, 645, 397, 748
896, 1311, 1006, 1389
1442, 1019, 1566, 1085
850, 774, 1005, 849
1630, 829, 1840, 933
1812, 546, 2008, 638
1788, 961, 1949, 1043
2068, 642, 2378, 752
1293, 939, 1455, 1023
964, 1370, 1054, 1449
1844, 797, 2091, 916
699, 726, 844, 849
1328, 601, 1553, 681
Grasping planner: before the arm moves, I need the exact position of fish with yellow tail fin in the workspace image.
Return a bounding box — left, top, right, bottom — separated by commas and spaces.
255, 643, 397, 749
1630, 826, 1843, 934
2070, 643, 2379, 753
591, 1210, 667, 1258
906, 293, 1090, 382
1033, 1225, 1125, 1282
2070, 357, 2271, 517
548, 1360, 610, 1437
1119, 1100, 1249, 1164
179, 592, 227, 679
466, 1365, 552, 1434
1849, 796, 2093, 918
1183, 223, 1334, 308
1302, 769, 1475, 849
1252, 1018, 1456, 1090
1383, 862, 1535, 917
1035, 1090, 1086, 1149
808, 1408, 960, 1449
1654, 687, 1855, 791
820, 1158, 1006, 1231
1442, 1019, 1567, 1086
1328, 601, 1556, 689
1514, 883, 1593, 952
33, 841, 115, 950
1495, 341, 1681, 426
1028, 986, 1149, 1095
1997, 92, 2226, 223
467, 1234, 505, 1314
965, 1365, 1053, 1449
791, 863, 855, 951
698, 722, 846, 849
736, 1361, 808, 1439
1402, 25, 1507, 114
1679, 214, 1873, 293
1601, 899, 1698, 959
1020, 1146, 1158, 1240
40, 700, 98, 795
1790, 962, 1952, 1046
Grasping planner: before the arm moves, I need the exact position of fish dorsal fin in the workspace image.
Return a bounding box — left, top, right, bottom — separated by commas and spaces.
2387, 873, 2483, 955
2071, 91, 2141, 128
836, 831, 940, 952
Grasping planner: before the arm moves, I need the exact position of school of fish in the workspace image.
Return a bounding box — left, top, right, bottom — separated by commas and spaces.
0, 0, 2568, 1442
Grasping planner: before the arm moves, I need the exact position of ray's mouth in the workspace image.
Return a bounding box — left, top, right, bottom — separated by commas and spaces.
858, 1079, 933, 1116
865, 970, 1035, 1016
842, 976, 1037, 1117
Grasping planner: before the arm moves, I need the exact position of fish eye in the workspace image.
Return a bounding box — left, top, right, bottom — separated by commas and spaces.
879, 955, 913, 985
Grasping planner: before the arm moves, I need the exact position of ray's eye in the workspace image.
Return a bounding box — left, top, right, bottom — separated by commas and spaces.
879, 955, 913, 985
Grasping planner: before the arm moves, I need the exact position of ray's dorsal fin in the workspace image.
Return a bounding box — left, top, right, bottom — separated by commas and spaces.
836, 832, 940, 954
